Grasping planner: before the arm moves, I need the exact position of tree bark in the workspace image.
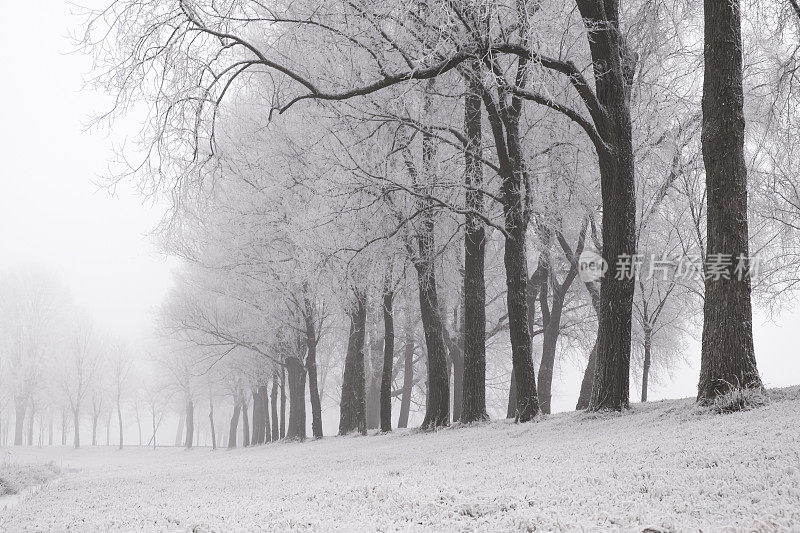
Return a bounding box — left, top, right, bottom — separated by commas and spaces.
339, 292, 367, 435
397, 308, 414, 429
461, 65, 488, 424
538, 228, 583, 414
379, 290, 395, 432
482, 83, 539, 422
575, 0, 638, 412
285, 356, 307, 440
697, 0, 763, 402
538, 291, 563, 415
303, 288, 324, 438
509, 260, 547, 416
404, 79, 450, 429
415, 258, 450, 428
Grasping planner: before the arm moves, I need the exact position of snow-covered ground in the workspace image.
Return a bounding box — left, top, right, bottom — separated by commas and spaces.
1, 389, 799, 532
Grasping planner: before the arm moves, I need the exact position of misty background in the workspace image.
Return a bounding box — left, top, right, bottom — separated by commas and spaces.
1, 0, 798, 439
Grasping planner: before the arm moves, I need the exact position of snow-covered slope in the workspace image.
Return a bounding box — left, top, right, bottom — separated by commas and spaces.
2, 389, 799, 532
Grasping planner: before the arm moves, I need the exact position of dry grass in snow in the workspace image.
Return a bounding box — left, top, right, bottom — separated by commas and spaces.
1, 387, 799, 532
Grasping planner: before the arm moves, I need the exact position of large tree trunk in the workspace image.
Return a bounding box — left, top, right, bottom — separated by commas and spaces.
397, 308, 414, 429
482, 83, 539, 422
461, 66, 488, 424
576, 0, 638, 412
697, 0, 762, 402
339, 293, 367, 435
403, 79, 450, 430
228, 399, 240, 449
285, 357, 307, 440
303, 289, 324, 439
184, 400, 193, 449
270, 374, 279, 441
13, 397, 26, 446
641, 325, 652, 402
415, 258, 450, 428
509, 260, 547, 416
503, 222, 539, 422
379, 290, 395, 432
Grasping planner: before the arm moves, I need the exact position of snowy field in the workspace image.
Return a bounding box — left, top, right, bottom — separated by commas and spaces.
1, 389, 799, 532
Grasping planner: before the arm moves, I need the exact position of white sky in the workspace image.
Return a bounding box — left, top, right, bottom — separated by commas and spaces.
0, 0, 175, 342
0, 0, 797, 413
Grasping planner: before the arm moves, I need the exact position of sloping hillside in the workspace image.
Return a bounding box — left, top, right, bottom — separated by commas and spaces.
2, 388, 799, 531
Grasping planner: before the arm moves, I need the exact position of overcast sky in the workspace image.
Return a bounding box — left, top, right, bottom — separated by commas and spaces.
0, 0, 797, 412
0, 0, 175, 343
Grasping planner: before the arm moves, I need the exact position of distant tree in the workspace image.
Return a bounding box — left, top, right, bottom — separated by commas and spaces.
110, 342, 132, 449
57, 321, 100, 449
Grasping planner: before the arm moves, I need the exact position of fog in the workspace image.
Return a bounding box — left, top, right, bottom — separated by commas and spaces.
1, 1, 799, 529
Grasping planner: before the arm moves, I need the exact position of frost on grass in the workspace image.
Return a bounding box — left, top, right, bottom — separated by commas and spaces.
710, 386, 769, 414
0, 388, 798, 532
0, 462, 60, 497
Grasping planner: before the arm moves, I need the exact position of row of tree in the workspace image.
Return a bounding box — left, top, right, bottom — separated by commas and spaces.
66, 0, 800, 439
0, 267, 295, 449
